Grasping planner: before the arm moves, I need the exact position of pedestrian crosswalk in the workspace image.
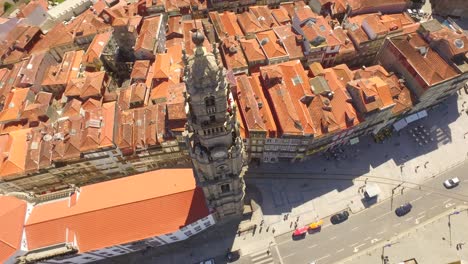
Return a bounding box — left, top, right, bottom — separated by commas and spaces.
249, 250, 274, 264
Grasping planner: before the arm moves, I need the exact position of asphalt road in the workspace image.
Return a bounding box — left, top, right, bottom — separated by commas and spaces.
274, 160, 468, 264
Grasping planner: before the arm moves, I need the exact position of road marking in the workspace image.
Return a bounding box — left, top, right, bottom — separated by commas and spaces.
425, 192, 433, 196
329, 236, 337, 240
405, 217, 414, 222
316, 254, 331, 261
393, 223, 401, 227
350, 242, 359, 247
411, 196, 423, 203
370, 211, 391, 222
418, 211, 426, 216
353, 244, 365, 253
377, 230, 386, 235
430, 205, 438, 210
351, 227, 359, 231
363, 236, 371, 241
323, 224, 331, 228
282, 253, 295, 259
308, 244, 318, 249
443, 198, 453, 204
371, 238, 380, 244
337, 248, 344, 253
415, 215, 425, 224
445, 203, 455, 208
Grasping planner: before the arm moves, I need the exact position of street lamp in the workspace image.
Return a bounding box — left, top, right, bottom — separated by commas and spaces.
381, 242, 399, 264
449, 211, 460, 247
390, 183, 404, 211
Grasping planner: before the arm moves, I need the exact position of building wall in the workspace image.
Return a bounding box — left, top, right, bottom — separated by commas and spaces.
36, 214, 215, 264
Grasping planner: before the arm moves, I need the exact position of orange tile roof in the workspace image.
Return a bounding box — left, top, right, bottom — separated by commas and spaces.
273, 25, 304, 61
153, 53, 172, 79
42, 50, 84, 88
82, 98, 102, 111
0, 196, 26, 264
347, 76, 395, 113
249, 6, 279, 29
240, 38, 266, 64
221, 37, 248, 72
25, 169, 209, 253
322, 66, 359, 129
52, 117, 82, 161
346, 0, 407, 14
293, 5, 318, 23
0, 129, 31, 178
66, 11, 111, 39
429, 27, 468, 58
131, 60, 151, 80
134, 15, 162, 53
209, 11, 244, 40
83, 31, 113, 64
235, 74, 277, 137
0, 88, 32, 123
391, 33, 458, 86
280, 1, 306, 18
271, 7, 291, 25
260, 60, 316, 136
101, 102, 116, 148
237, 12, 264, 35
256, 30, 288, 60
62, 99, 82, 117
167, 15, 183, 40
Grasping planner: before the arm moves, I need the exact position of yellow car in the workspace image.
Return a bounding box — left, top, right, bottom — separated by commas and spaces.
308, 219, 324, 230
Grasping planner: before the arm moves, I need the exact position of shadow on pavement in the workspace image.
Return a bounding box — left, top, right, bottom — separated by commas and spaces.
244, 93, 462, 220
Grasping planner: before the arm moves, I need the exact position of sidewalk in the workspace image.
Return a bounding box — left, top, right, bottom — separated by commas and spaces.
244, 92, 468, 240
342, 206, 468, 264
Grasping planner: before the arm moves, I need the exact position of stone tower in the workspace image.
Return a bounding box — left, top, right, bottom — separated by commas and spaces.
183, 31, 246, 219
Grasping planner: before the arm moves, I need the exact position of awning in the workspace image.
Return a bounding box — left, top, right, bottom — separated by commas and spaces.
405, 113, 419, 124
349, 137, 360, 145
365, 183, 381, 199
417, 110, 428, 119
393, 119, 408, 131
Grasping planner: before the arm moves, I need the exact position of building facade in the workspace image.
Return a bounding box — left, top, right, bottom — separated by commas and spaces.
184, 32, 246, 219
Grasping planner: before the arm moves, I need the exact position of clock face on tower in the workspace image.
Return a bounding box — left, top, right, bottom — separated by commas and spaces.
211, 148, 227, 160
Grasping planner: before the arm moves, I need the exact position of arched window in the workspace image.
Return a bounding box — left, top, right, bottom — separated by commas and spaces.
205, 96, 215, 107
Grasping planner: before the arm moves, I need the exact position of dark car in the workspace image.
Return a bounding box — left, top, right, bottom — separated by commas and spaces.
395, 203, 412, 217
226, 250, 240, 262
330, 211, 349, 224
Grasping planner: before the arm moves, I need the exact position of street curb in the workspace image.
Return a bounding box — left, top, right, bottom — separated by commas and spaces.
335, 205, 468, 264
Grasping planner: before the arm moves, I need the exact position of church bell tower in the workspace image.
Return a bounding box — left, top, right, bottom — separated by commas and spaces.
183, 31, 246, 219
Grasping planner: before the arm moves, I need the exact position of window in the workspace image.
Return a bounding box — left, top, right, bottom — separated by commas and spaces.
194, 226, 202, 232
210, 115, 216, 122
205, 96, 215, 107
184, 230, 193, 236
221, 183, 230, 193
170, 236, 178, 241
204, 221, 212, 228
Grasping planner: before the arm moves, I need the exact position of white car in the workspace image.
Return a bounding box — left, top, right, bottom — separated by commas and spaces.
443, 177, 460, 189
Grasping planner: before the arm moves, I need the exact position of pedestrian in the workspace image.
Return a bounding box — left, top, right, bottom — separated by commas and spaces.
267, 249, 270, 255
272, 228, 276, 234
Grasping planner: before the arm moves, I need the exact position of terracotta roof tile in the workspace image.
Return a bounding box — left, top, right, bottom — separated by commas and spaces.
235, 73, 277, 137
134, 15, 162, 54
166, 15, 183, 40
209, 11, 244, 40
62, 99, 82, 117
221, 37, 248, 73
249, 6, 279, 29
0, 88, 33, 123
83, 31, 113, 64
0, 129, 31, 178
131, 60, 151, 81
237, 12, 264, 35
391, 33, 458, 86
42, 50, 84, 89
256, 30, 288, 60
0, 196, 26, 263
240, 38, 267, 64
25, 169, 209, 253
260, 60, 316, 136
82, 98, 103, 111
273, 25, 304, 61
271, 7, 291, 25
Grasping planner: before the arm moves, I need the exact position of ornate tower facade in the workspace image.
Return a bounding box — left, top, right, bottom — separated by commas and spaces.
183, 32, 246, 219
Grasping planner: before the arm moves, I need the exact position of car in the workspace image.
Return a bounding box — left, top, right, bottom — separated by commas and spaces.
443, 177, 460, 189
198, 259, 215, 264
395, 203, 412, 217
308, 219, 324, 230
330, 211, 349, 224
292, 226, 309, 239
226, 250, 240, 262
